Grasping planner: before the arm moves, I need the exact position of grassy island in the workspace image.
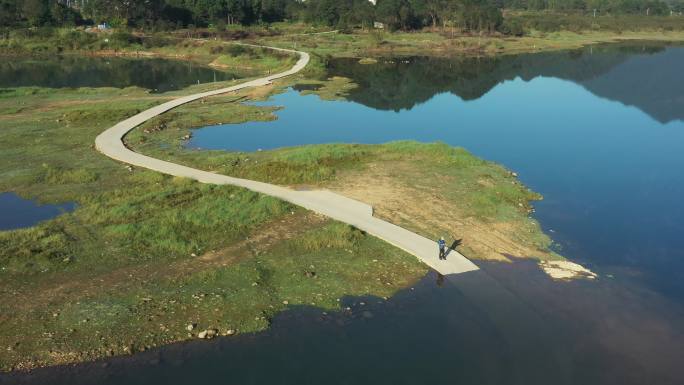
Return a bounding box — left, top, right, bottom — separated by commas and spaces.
0, 74, 558, 371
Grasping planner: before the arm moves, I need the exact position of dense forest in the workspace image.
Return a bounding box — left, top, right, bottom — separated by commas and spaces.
1, 0, 682, 32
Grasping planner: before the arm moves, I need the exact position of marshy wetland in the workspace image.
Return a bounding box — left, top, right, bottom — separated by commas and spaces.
2, 41, 684, 384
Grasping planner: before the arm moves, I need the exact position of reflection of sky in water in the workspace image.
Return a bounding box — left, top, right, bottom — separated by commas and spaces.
191, 77, 684, 300
0, 192, 75, 230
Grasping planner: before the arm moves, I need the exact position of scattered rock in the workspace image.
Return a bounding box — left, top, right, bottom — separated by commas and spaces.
539, 260, 598, 280
303, 270, 316, 278
186, 323, 196, 331
282, 300, 289, 305
359, 58, 378, 65
198, 329, 218, 340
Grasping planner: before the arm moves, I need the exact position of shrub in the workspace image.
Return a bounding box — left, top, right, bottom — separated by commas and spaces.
501, 19, 526, 36
289, 223, 365, 252
227, 44, 248, 57
108, 30, 139, 49
39, 165, 99, 185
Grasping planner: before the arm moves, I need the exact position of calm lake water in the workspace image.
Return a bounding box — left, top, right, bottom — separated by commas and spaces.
0, 192, 74, 231
0, 56, 237, 92
191, 42, 684, 301
6, 43, 684, 384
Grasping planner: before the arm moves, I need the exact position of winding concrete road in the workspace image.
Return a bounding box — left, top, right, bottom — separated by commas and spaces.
95, 45, 478, 276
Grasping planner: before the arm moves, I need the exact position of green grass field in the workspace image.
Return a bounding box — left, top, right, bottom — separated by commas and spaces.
0, 53, 429, 371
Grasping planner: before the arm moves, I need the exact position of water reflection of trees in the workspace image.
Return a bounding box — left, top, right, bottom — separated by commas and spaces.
0, 57, 238, 92
327, 43, 683, 123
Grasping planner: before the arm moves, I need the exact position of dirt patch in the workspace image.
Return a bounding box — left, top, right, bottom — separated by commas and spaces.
327, 160, 555, 262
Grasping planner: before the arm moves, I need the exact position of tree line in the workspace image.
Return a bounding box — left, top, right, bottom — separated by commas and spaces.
502, 0, 681, 15
1, 0, 682, 30
301, 0, 505, 32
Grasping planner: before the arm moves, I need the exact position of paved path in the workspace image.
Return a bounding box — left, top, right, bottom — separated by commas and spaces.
95, 45, 479, 276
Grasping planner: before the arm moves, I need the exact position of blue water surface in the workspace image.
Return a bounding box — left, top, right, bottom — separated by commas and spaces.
0, 192, 75, 231
191, 44, 684, 299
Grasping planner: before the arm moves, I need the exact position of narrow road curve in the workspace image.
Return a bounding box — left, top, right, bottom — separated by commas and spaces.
95, 45, 478, 275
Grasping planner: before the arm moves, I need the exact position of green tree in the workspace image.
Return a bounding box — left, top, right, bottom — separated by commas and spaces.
22, 0, 50, 26
376, 0, 415, 30
0, 0, 20, 27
